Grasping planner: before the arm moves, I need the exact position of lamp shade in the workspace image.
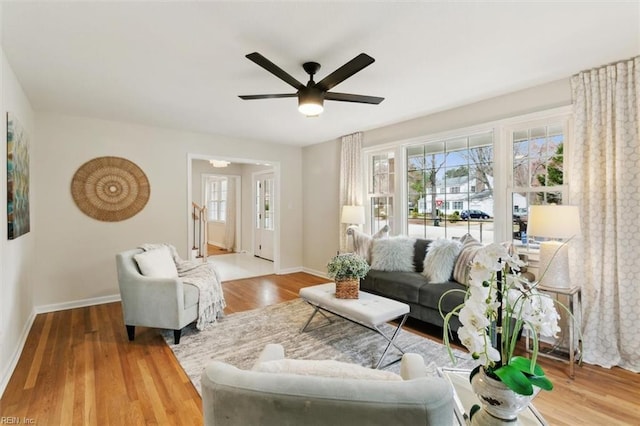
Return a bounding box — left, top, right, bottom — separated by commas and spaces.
527, 205, 581, 239
341, 205, 365, 225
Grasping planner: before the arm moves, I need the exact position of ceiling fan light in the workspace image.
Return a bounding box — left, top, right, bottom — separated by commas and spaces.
298, 102, 324, 116
298, 88, 324, 116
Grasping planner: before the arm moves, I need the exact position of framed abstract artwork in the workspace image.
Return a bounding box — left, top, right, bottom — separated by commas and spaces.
7, 112, 30, 239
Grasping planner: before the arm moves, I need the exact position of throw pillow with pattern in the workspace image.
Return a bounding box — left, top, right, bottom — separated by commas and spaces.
452, 234, 483, 285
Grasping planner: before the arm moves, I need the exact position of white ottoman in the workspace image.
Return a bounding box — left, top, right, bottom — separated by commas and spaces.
299, 282, 410, 368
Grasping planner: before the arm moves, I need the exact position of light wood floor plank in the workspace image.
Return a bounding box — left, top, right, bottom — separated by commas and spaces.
1, 272, 638, 425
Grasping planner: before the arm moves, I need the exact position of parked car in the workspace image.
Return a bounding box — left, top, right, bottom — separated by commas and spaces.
460, 209, 491, 220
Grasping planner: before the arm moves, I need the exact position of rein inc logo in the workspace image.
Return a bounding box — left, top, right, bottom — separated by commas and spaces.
0, 418, 35, 424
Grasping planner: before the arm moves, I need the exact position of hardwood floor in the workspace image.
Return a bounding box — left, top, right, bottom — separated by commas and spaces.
1, 272, 638, 425
206, 244, 228, 256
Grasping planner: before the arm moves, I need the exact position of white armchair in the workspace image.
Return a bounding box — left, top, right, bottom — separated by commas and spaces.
201, 344, 454, 426
116, 248, 198, 344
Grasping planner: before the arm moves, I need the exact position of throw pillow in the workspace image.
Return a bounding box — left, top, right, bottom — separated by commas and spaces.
370, 236, 416, 272
348, 225, 389, 264
452, 234, 483, 285
422, 239, 462, 283
255, 359, 402, 381
133, 246, 179, 278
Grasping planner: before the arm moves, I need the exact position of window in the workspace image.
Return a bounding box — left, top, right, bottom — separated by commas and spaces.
368, 152, 395, 233
363, 106, 571, 248
509, 122, 568, 248
407, 131, 494, 242
206, 176, 228, 222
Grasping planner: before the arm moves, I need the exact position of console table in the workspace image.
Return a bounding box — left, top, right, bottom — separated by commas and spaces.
525, 285, 582, 378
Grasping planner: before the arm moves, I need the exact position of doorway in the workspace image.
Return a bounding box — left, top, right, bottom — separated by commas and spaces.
253, 171, 275, 261
187, 155, 280, 273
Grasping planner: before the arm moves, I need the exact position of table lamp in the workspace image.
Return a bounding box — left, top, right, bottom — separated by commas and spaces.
526, 205, 581, 288
341, 205, 365, 227
341, 205, 365, 254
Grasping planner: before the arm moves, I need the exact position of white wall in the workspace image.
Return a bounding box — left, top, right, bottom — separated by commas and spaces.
33, 113, 303, 308
0, 47, 37, 394
302, 78, 573, 273
302, 139, 341, 276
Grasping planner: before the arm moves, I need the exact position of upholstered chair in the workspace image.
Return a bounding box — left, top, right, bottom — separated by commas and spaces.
201, 343, 454, 426
116, 248, 198, 344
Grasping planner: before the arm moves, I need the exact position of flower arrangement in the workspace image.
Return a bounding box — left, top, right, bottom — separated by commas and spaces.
441, 242, 565, 396
327, 253, 370, 281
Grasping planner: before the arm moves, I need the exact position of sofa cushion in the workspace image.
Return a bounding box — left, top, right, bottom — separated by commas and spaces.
452, 234, 483, 285
418, 281, 467, 313
363, 270, 427, 303
422, 239, 462, 283
412, 239, 432, 273
370, 236, 416, 272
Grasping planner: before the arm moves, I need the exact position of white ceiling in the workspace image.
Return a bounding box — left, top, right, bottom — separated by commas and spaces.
2, 1, 639, 147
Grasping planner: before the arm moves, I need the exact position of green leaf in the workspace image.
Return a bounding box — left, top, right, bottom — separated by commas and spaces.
494, 365, 534, 396
509, 356, 544, 376
529, 375, 554, 391
470, 404, 481, 420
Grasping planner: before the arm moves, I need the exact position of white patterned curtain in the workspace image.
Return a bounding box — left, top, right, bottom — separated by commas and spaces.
569, 56, 639, 372
223, 177, 236, 252
339, 132, 363, 252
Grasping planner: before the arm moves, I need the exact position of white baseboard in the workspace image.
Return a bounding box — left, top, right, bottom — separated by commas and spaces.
1, 309, 36, 399
276, 266, 303, 275
35, 293, 121, 314
302, 267, 329, 279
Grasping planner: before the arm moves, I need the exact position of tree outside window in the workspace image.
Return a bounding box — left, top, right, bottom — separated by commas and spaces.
511, 123, 566, 247
369, 152, 395, 233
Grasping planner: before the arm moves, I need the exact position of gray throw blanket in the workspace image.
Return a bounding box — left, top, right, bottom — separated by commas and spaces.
140, 243, 226, 330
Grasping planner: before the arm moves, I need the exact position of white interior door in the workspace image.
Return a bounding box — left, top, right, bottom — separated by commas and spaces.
254, 172, 275, 261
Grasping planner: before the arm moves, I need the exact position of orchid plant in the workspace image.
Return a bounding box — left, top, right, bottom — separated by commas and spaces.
441, 242, 565, 396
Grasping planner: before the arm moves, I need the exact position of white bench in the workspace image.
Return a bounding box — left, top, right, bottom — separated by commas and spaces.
299, 282, 410, 369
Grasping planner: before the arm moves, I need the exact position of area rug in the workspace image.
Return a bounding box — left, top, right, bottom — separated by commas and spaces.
163, 298, 477, 394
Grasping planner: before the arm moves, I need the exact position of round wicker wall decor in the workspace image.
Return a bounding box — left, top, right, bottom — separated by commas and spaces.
71, 156, 150, 222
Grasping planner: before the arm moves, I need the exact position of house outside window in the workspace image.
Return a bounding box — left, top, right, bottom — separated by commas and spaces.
407, 131, 494, 242
206, 176, 228, 222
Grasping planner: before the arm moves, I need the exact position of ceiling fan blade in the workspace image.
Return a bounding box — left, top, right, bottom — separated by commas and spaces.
239, 94, 297, 100
325, 92, 384, 104
316, 53, 375, 92
245, 52, 305, 91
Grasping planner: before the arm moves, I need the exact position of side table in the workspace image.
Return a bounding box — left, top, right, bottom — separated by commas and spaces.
437, 368, 548, 426
525, 285, 582, 378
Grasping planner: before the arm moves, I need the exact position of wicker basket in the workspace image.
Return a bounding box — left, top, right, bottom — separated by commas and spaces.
335, 279, 359, 299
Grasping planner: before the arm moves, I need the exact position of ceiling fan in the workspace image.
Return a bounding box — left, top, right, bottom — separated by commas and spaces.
239, 52, 384, 116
